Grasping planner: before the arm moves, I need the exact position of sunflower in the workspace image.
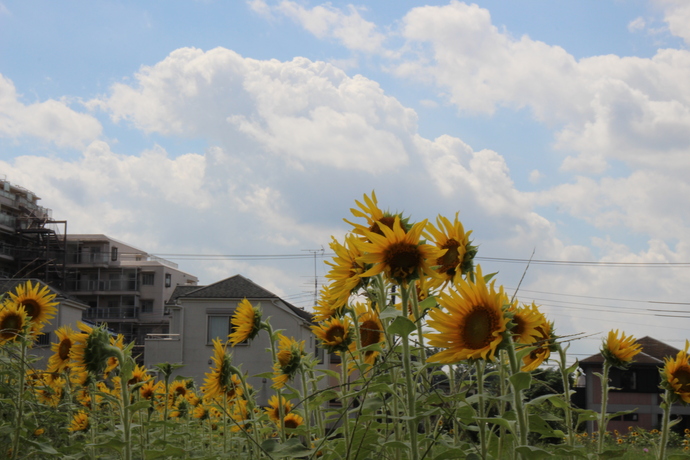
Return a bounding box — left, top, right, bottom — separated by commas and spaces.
272, 334, 305, 389
349, 302, 384, 367
325, 234, 367, 308
283, 412, 304, 430
344, 191, 401, 239
229, 398, 249, 432
69, 410, 90, 432
35, 377, 65, 407
521, 320, 555, 372
425, 265, 511, 363
69, 322, 116, 377
601, 330, 642, 369
265, 394, 293, 423
424, 213, 476, 289
662, 341, 690, 403
311, 316, 352, 354
139, 380, 159, 401
313, 284, 345, 322
47, 325, 76, 374
0, 300, 28, 344
193, 404, 210, 420
103, 333, 125, 377
356, 216, 446, 286
9, 280, 59, 334
510, 302, 546, 345
169, 380, 190, 407
201, 339, 235, 399
228, 298, 262, 346
128, 364, 151, 386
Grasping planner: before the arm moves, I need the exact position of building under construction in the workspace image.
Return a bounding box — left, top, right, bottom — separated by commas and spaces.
0, 176, 67, 287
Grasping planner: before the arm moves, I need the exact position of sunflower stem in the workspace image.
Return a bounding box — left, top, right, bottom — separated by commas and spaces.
299, 367, 312, 448
597, 361, 611, 455
340, 350, 352, 458
10, 339, 27, 460
505, 338, 529, 450
267, 324, 286, 443
658, 389, 673, 460
115, 348, 133, 460
496, 351, 509, 458
400, 286, 420, 460
557, 344, 576, 449
474, 360, 489, 459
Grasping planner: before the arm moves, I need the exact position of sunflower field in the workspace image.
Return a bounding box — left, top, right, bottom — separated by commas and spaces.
1, 192, 690, 459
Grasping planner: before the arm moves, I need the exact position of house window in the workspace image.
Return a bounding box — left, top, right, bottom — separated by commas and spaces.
165, 273, 172, 288
141, 299, 154, 313
142, 273, 155, 285
35, 332, 51, 347
207, 314, 247, 345
111, 247, 118, 261
610, 368, 637, 391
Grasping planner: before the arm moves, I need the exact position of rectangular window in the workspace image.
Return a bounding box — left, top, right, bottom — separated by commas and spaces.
35, 332, 51, 347
165, 273, 172, 288
141, 273, 155, 285
111, 247, 118, 261
141, 299, 154, 313
207, 314, 247, 345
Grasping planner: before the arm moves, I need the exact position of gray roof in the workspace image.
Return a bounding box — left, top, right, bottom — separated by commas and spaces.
173, 274, 313, 322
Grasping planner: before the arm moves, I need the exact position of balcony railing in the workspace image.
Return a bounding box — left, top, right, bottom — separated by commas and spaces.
66, 279, 137, 292
66, 252, 110, 265
83, 307, 139, 320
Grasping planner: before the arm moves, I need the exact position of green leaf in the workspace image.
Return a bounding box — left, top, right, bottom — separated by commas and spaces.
475, 417, 516, 434
526, 393, 558, 406
418, 295, 438, 311
509, 371, 532, 392
252, 371, 275, 379
388, 316, 416, 337
126, 400, 153, 413
547, 394, 570, 409
598, 448, 626, 459
528, 414, 564, 438
668, 454, 690, 460
260, 438, 314, 458
379, 306, 402, 319
144, 445, 188, 459
515, 446, 553, 460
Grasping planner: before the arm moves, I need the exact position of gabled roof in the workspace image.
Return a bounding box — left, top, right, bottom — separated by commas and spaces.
172, 274, 313, 322
580, 336, 680, 366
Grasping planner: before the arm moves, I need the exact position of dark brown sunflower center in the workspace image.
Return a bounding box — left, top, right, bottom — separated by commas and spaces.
437, 239, 461, 274
360, 319, 382, 348
284, 417, 300, 429
673, 367, 690, 392
326, 325, 345, 343
369, 216, 397, 236
19, 299, 40, 319
462, 306, 498, 350
1, 313, 23, 336
384, 242, 422, 280
175, 386, 187, 396
511, 315, 526, 338
58, 338, 72, 360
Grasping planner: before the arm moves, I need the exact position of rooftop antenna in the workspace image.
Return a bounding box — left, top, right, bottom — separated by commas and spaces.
303, 247, 325, 307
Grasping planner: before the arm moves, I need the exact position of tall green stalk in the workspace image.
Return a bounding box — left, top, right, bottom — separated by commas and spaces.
10, 339, 28, 460
557, 345, 576, 449
597, 362, 611, 455
505, 339, 529, 449
400, 286, 419, 460
657, 389, 673, 460
474, 360, 489, 459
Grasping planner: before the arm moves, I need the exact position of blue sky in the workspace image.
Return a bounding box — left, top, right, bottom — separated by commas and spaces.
2, 0, 690, 361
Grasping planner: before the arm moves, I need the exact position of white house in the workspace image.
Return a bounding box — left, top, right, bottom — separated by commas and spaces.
144, 274, 325, 405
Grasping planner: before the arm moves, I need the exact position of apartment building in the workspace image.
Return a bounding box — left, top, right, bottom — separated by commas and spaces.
63, 234, 198, 355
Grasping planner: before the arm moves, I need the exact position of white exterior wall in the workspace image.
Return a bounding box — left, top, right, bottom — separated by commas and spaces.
145, 297, 323, 406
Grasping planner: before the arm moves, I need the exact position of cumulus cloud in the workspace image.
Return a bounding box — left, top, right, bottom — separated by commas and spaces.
93, 48, 414, 173
0, 74, 102, 148
654, 0, 690, 45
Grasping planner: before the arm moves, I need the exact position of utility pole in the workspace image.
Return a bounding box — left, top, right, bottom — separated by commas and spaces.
302, 247, 325, 307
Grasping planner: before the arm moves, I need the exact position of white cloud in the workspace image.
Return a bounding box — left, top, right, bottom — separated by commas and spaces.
627, 16, 646, 33
528, 169, 543, 184
654, 0, 690, 45
0, 74, 102, 148
273, 1, 387, 54
94, 47, 416, 174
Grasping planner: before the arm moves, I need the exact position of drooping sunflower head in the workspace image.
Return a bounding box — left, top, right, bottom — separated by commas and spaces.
356, 216, 446, 286
47, 325, 76, 374
272, 334, 305, 389
662, 341, 690, 404
313, 284, 345, 322
425, 265, 511, 363
424, 213, 477, 288
311, 316, 353, 354
0, 300, 29, 345
325, 234, 368, 307
510, 302, 546, 345
128, 364, 151, 386
349, 302, 384, 367
69, 322, 116, 377
601, 330, 642, 369
69, 410, 90, 432
521, 319, 555, 372
265, 394, 293, 423
201, 338, 235, 399
228, 298, 262, 346
9, 280, 59, 334
103, 333, 125, 377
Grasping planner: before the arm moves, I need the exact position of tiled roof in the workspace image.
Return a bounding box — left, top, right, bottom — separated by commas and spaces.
173, 274, 313, 322
580, 336, 680, 366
